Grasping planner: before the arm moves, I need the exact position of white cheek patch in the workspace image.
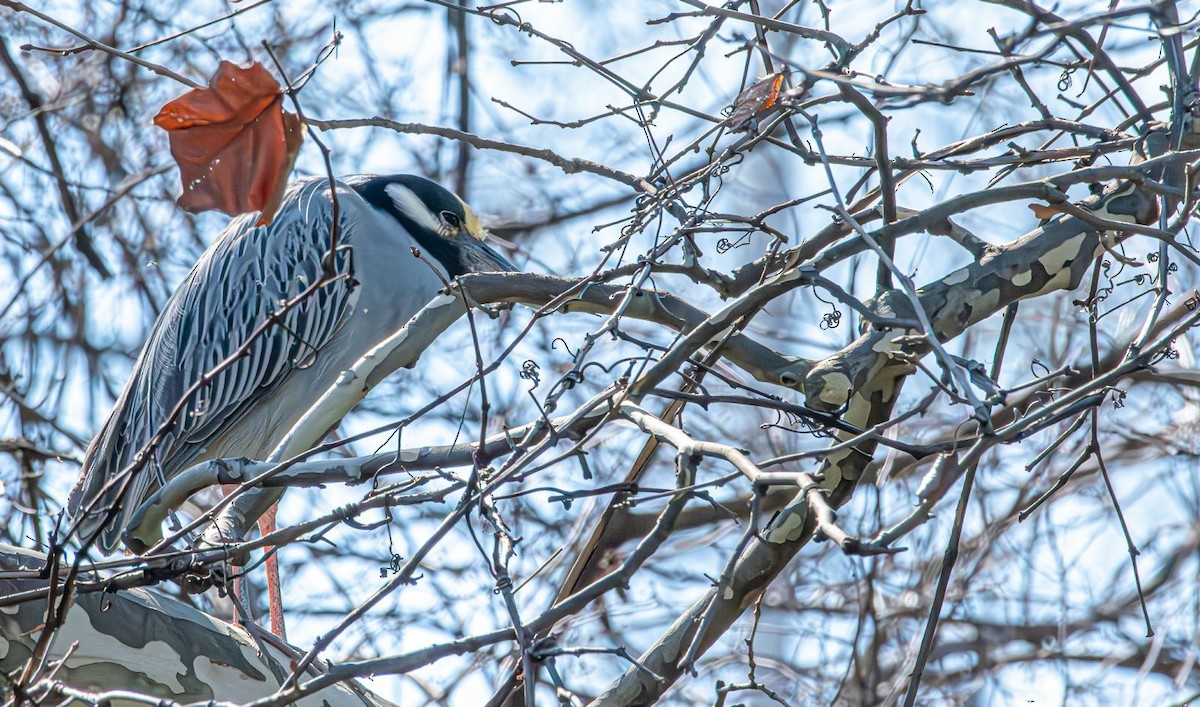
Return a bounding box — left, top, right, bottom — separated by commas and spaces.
386, 183, 442, 234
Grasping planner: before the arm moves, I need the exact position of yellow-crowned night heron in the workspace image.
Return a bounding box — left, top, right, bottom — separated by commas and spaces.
69, 174, 514, 554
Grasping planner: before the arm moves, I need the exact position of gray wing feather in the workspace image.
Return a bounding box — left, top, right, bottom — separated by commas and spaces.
70, 178, 359, 552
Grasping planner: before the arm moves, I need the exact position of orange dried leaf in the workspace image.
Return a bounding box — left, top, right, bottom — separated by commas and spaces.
154, 61, 303, 224
729, 72, 786, 132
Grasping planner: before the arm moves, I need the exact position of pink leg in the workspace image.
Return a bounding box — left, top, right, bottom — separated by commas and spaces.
221, 484, 285, 640
259, 502, 286, 641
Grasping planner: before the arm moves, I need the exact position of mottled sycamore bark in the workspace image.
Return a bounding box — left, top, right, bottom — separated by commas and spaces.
592, 130, 1184, 705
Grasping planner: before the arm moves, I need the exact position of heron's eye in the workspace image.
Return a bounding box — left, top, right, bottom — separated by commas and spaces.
442, 211, 462, 230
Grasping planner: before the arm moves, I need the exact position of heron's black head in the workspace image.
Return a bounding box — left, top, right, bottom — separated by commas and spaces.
355, 174, 515, 277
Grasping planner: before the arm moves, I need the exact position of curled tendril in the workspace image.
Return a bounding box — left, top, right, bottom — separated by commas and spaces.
579, 359, 630, 377
719, 152, 744, 173
1058, 67, 1075, 91
558, 370, 584, 390
1142, 252, 1177, 272
486, 6, 521, 27
715, 234, 750, 254
379, 552, 402, 578
760, 410, 827, 437
552, 337, 578, 357
520, 359, 541, 386
1094, 270, 1113, 301
760, 409, 798, 432
812, 287, 842, 329
1150, 341, 1181, 364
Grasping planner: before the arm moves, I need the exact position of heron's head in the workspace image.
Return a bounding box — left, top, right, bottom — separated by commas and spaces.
355, 174, 516, 277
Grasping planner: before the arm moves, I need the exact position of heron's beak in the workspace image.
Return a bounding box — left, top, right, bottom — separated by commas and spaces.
464, 237, 517, 273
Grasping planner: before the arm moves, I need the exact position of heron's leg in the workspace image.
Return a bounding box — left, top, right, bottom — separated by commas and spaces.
259, 502, 287, 640
218, 484, 285, 639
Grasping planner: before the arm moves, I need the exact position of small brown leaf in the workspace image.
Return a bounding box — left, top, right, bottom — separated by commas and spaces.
154, 61, 304, 224
1028, 203, 1065, 220
728, 72, 786, 133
